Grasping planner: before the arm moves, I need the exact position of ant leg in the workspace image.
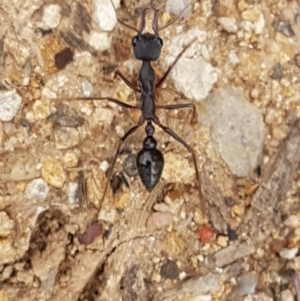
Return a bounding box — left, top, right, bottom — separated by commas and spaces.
68, 96, 138, 110
155, 38, 196, 89
115, 70, 141, 93
157, 102, 196, 123
95, 116, 145, 218
154, 117, 205, 216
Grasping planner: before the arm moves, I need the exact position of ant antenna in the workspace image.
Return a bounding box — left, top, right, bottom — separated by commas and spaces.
109, 0, 197, 35
109, 0, 139, 33
115, 7, 160, 35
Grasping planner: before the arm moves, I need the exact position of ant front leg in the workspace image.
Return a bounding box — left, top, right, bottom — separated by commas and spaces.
155, 39, 196, 89
94, 116, 145, 218
115, 69, 141, 93
153, 116, 205, 216
157, 102, 196, 124
73, 96, 138, 110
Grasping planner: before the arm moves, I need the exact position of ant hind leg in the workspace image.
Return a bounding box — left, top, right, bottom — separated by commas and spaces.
153, 116, 205, 216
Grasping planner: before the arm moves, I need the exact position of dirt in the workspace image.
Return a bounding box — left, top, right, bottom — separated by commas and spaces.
0, 0, 300, 301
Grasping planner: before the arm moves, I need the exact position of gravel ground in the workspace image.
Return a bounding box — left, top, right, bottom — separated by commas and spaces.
0, 0, 300, 301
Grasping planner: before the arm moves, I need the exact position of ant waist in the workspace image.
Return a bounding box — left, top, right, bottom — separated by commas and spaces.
141, 91, 155, 98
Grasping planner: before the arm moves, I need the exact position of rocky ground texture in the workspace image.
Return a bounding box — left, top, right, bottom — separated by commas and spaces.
0, 0, 300, 300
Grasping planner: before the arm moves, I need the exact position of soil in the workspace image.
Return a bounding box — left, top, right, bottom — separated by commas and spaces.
0, 1, 300, 301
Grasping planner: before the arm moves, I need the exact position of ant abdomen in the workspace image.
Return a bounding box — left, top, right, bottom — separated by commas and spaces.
136, 148, 164, 191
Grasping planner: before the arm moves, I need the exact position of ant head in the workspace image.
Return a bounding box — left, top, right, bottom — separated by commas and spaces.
116, 2, 193, 61
131, 8, 163, 61
132, 33, 163, 61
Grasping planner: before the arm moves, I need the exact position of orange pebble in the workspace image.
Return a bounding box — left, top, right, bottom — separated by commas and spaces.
198, 226, 216, 243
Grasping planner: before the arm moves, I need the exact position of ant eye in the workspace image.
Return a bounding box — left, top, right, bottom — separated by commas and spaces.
132, 36, 139, 46
156, 37, 163, 48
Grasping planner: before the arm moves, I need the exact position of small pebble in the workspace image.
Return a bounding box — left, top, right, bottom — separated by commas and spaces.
162, 152, 194, 184
280, 5, 295, 22
164, 28, 216, 101
0, 90, 22, 121
227, 272, 258, 299
80, 104, 93, 116
86, 168, 106, 208
42, 157, 66, 188
218, 17, 238, 33
214, 243, 255, 267
116, 125, 124, 137
171, 56, 217, 101
0, 239, 15, 265
54, 48, 74, 69
227, 228, 238, 241
114, 190, 130, 209
32, 99, 50, 120
42, 4, 61, 29
93, 107, 114, 125
270, 63, 284, 80
152, 272, 161, 283
100, 161, 109, 173
2, 266, 13, 280
273, 20, 295, 37
78, 220, 103, 245
110, 173, 126, 194
228, 51, 239, 65
241, 7, 261, 22
147, 212, 173, 231
250, 88, 259, 99
279, 247, 299, 260
193, 208, 206, 225
63, 151, 78, 168
88, 31, 111, 52
198, 226, 216, 243
217, 235, 228, 247
123, 154, 138, 177
240, 20, 253, 32
253, 13, 265, 35
160, 259, 180, 280
197, 255, 204, 263
24, 178, 49, 200
153, 203, 171, 213
180, 273, 220, 295
5, 38, 31, 66
54, 127, 79, 149
231, 203, 245, 216
165, 0, 192, 17
67, 182, 79, 204
75, 51, 96, 78
93, 0, 120, 31
48, 104, 84, 128
0, 290, 8, 301
16, 271, 33, 285
280, 289, 294, 301
198, 87, 264, 177
179, 271, 186, 280
81, 81, 94, 97
272, 126, 287, 141
289, 269, 300, 300
0, 212, 14, 237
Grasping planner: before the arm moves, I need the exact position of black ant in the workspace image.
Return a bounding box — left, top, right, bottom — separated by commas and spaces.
58, 2, 204, 219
